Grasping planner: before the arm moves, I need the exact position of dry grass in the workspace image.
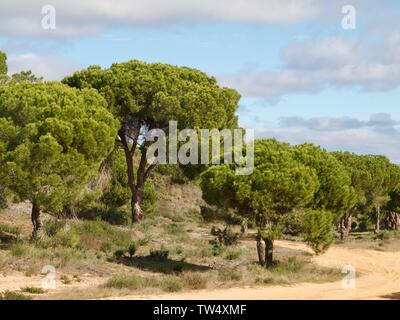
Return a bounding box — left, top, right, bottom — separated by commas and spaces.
0, 175, 347, 299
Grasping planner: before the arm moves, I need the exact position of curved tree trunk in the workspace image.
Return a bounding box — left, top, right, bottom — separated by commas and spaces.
256, 232, 265, 265
264, 238, 274, 267
31, 203, 42, 240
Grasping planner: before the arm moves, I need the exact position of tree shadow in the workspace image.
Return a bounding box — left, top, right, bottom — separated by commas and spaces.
381, 292, 400, 300
114, 255, 210, 274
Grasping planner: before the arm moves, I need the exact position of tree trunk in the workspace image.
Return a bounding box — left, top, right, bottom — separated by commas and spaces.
340, 214, 352, 241
375, 206, 381, 233
132, 190, 144, 222
264, 238, 274, 267
256, 233, 265, 265
31, 203, 42, 240
388, 212, 399, 231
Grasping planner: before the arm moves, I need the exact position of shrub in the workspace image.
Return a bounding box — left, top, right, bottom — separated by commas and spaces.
21, 287, 46, 294
10, 243, 31, 257
41, 228, 80, 249
104, 274, 143, 290
43, 219, 66, 237
210, 226, 239, 246
149, 249, 169, 261
303, 210, 333, 255
74, 220, 132, 250
114, 249, 125, 260
128, 243, 137, 257
159, 276, 183, 292
101, 207, 129, 225
0, 291, 31, 300
218, 269, 242, 282
183, 273, 207, 289
0, 223, 21, 244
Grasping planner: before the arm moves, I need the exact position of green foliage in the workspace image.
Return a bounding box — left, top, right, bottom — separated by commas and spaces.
128, 243, 137, 257
9, 70, 43, 84
101, 207, 129, 225
294, 144, 355, 216
149, 249, 169, 261
201, 139, 319, 229
0, 223, 21, 244
210, 226, 239, 246
303, 210, 334, 255
104, 274, 143, 289
0, 291, 31, 300
100, 149, 158, 214
0, 51, 7, 76
43, 219, 66, 237
63, 60, 240, 218
21, 287, 46, 294
63, 61, 239, 130
41, 220, 131, 253
0, 82, 119, 217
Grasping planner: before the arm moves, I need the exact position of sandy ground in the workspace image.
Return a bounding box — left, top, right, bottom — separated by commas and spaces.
1, 240, 399, 299
112, 241, 400, 300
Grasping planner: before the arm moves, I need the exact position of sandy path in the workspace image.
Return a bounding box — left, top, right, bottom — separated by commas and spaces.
113, 241, 400, 300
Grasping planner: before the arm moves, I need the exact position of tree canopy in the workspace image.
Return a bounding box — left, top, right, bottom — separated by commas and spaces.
0, 82, 119, 238
63, 60, 240, 221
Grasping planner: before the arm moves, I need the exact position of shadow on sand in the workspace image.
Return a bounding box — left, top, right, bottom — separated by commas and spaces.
381, 292, 400, 300
114, 255, 210, 274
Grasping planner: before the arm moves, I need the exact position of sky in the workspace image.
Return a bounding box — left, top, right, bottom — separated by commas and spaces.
1, 0, 400, 161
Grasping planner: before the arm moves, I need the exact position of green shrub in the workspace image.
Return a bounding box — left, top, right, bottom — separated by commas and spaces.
149, 249, 169, 261
74, 220, 131, 250
114, 249, 125, 260
10, 243, 31, 257
0, 291, 31, 300
218, 269, 242, 282
128, 243, 137, 257
303, 210, 333, 255
270, 257, 305, 273
159, 276, 183, 292
43, 219, 66, 237
210, 226, 239, 246
41, 228, 80, 249
21, 287, 46, 294
101, 207, 129, 225
0, 223, 21, 244
104, 274, 143, 289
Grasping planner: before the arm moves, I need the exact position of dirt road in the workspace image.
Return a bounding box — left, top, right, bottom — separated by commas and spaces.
116, 241, 400, 300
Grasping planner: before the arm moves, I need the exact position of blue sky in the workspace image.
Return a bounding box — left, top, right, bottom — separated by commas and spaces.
1, 0, 400, 161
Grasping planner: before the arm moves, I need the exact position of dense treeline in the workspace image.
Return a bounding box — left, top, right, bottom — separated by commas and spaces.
0, 51, 399, 265
200, 140, 400, 265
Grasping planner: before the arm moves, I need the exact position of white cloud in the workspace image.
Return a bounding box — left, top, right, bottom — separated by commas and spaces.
0, 0, 322, 37
219, 32, 400, 100
249, 125, 400, 163
242, 114, 400, 162
7, 53, 79, 80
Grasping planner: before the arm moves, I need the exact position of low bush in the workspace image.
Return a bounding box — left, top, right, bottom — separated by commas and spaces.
21, 287, 46, 294
149, 249, 169, 261
210, 226, 239, 247
183, 273, 207, 289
